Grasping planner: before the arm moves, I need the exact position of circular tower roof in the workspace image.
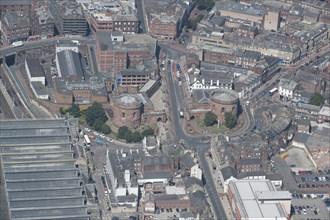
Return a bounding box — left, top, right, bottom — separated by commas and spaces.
114, 94, 142, 109
211, 89, 239, 104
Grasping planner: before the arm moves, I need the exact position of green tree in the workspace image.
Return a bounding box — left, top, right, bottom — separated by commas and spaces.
93, 118, 104, 131
204, 111, 217, 126
101, 124, 111, 134
195, 0, 215, 10
117, 126, 129, 140
125, 130, 133, 143
188, 15, 204, 31
141, 128, 155, 137
131, 131, 142, 143
224, 112, 237, 129
59, 107, 67, 115
310, 92, 324, 106
68, 103, 81, 118
86, 102, 108, 126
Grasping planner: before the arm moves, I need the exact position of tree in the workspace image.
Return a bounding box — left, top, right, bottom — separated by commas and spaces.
131, 131, 142, 143
310, 92, 324, 106
101, 124, 111, 134
86, 102, 108, 126
141, 128, 155, 137
59, 107, 67, 115
68, 103, 81, 118
224, 112, 237, 129
93, 118, 104, 131
125, 130, 133, 143
204, 111, 217, 126
117, 126, 129, 140
195, 0, 215, 10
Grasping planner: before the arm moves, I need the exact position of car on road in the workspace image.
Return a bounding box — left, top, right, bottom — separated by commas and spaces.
100, 134, 105, 139
85, 128, 91, 132
93, 131, 99, 136
96, 138, 105, 146
107, 138, 113, 142
179, 81, 182, 86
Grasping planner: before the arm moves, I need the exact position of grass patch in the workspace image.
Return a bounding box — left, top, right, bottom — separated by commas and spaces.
208, 124, 229, 133
196, 119, 204, 126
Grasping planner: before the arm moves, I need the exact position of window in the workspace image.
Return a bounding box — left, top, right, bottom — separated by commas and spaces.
122, 112, 125, 118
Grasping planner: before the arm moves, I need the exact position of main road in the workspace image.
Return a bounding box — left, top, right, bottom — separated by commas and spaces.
0, 37, 95, 57
165, 60, 227, 219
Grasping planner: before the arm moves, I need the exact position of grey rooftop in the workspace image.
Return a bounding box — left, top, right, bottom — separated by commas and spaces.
0, 119, 89, 220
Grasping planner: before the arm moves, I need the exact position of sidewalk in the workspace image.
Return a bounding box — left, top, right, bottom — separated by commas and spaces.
205, 156, 234, 219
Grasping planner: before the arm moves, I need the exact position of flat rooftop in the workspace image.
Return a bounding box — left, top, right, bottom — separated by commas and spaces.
0, 119, 89, 220
229, 179, 289, 219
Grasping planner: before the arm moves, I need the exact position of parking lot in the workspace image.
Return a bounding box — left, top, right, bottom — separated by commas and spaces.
285, 147, 314, 169
292, 168, 330, 191
291, 198, 329, 220
154, 207, 188, 219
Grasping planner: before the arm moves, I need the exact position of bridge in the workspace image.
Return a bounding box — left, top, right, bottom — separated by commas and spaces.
0, 37, 95, 65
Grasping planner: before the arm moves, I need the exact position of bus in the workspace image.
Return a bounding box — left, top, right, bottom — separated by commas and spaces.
279, 152, 289, 159
84, 134, 91, 147
269, 87, 278, 96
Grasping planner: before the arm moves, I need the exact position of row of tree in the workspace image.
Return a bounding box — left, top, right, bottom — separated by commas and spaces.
60, 102, 111, 134
204, 111, 237, 129
117, 126, 155, 143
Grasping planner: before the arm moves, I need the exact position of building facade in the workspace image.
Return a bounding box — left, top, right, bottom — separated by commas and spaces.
1, 11, 30, 46
149, 13, 178, 41
50, 0, 88, 36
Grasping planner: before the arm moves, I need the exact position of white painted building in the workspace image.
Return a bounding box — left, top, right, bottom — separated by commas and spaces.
279, 79, 298, 100
190, 164, 202, 180
25, 58, 46, 85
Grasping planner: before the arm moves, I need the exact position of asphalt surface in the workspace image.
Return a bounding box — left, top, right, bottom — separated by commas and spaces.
0, 37, 95, 57
165, 60, 227, 219
273, 156, 298, 192
135, 0, 147, 33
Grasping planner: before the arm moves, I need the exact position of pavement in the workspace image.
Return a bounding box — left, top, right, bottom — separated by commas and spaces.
164, 58, 227, 219
273, 155, 298, 192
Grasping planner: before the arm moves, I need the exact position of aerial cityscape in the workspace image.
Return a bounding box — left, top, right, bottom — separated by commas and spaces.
0, 0, 329, 220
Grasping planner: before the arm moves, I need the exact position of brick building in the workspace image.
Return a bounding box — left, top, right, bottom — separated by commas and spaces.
235, 158, 261, 173
95, 32, 156, 72
264, 10, 280, 31
0, 0, 32, 17
31, 6, 55, 36
112, 94, 143, 129
235, 24, 258, 39
90, 12, 114, 33
154, 195, 190, 209
210, 89, 239, 123
149, 13, 178, 41
1, 11, 30, 46
110, 92, 166, 129
113, 14, 139, 34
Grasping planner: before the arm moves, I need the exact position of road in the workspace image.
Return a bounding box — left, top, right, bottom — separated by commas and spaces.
165, 60, 227, 219
0, 37, 95, 57
135, 0, 147, 33
273, 156, 298, 192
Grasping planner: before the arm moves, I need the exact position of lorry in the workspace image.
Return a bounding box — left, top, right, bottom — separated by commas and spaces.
11, 41, 23, 47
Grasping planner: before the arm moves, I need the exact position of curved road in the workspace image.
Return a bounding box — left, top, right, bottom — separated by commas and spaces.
165, 60, 227, 219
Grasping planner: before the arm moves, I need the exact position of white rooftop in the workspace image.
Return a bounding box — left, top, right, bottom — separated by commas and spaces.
229, 179, 289, 219
319, 106, 330, 116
